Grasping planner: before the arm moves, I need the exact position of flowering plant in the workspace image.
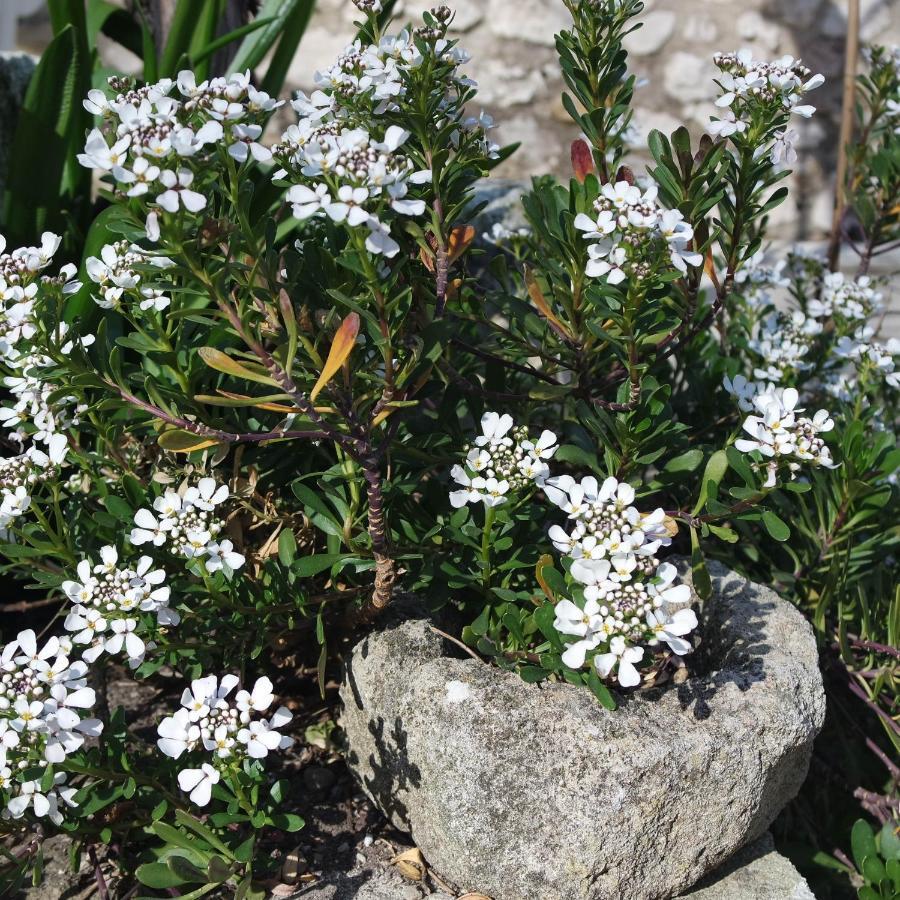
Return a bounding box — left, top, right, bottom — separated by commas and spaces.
0, 0, 895, 895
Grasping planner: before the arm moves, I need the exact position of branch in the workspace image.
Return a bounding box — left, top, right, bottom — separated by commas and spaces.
107, 383, 333, 445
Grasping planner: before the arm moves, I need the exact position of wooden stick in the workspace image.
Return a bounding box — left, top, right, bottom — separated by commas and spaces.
827, 0, 861, 270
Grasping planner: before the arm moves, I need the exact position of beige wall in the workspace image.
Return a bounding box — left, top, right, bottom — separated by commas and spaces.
291, 0, 900, 240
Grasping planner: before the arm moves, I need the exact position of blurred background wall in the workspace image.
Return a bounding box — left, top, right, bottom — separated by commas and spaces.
3, 0, 900, 242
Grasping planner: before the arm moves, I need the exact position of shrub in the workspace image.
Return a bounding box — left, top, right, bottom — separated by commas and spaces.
0, 1, 896, 896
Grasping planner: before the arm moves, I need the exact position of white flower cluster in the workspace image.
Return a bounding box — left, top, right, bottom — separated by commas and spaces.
62, 546, 178, 668
734, 387, 836, 486
0, 630, 102, 825
0, 234, 77, 356
77, 71, 283, 232
274, 11, 494, 257
157, 675, 293, 807
748, 310, 822, 382
0, 234, 86, 447
0, 434, 67, 534
85, 240, 175, 312
0, 234, 86, 537
130, 476, 245, 575
283, 126, 431, 258
574, 180, 702, 285
835, 327, 900, 391
808, 273, 883, 322
449, 412, 557, 508
543, 475, 695, 686
710, 49, 824, 149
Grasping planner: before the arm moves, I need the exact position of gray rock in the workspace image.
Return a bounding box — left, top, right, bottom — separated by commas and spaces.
340, 562, 825, 900
0, 52, 35, 194
683, 833, 816, 899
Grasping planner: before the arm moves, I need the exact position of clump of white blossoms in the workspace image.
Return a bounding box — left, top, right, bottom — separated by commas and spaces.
0, 433, 68, 534
710, 49, 824, 152
85, 240, 175, 312
273, 5, 494, 258
543, 475, 694, 686
808, 273, 883, 323
156, 674, 293, 807
734, 387, 836, 487
77, 70, 283, 235
62, 546, 178, 668
748, 309, 822, 382
449, 412, 557, 508
0, 234, 87, 448
130, 476, 245, 575
835, 328, 900, 391
0, 630, 102, 825
575, 179, 702, 284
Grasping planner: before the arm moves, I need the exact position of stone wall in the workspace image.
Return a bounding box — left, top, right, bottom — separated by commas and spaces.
292, 0, 900, 241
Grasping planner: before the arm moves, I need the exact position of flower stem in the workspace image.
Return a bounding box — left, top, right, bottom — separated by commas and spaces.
481, 504, 496, 590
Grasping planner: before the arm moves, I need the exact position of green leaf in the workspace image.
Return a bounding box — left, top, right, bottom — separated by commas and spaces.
585, 669, 617, 710
136, 862, 187, 889
692, 450, 729, 515
230, 0, 308, 77
167, 855, 209, 884
690, 526, 712, 600
159, 0, 202, 75
293, 553, 347, 577
206, 855, 233, 883
879, 821, 900, 861
664, 448, 704, 474
852, 819, 879, 871
278, 528, 297, 566
3, 24, 91, 245
260, 1, 315, 97
267, 812, 305, 832
761, 510, 790, 542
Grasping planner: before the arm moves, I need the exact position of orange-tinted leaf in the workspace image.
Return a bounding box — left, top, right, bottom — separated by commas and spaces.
571, 139, 594, 183
704, 249, 720, 291
198, 347, 278, 387
535, 553, 557, 603
525, 267, 572, 340
310, 313, 359, 402
158, 428, 222, 453
447, 225, 476, 263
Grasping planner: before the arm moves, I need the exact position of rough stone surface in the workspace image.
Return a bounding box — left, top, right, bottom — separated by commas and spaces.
684, 833, 816, 900
340, 562, 826, 900
0, 51, 35, 193
291, 832, 815, 899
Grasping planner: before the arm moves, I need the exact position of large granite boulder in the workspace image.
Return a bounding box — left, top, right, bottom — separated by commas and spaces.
340, 562, 825, 900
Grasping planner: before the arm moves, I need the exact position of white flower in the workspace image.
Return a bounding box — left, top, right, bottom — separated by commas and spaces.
770, 128, 798, 165
594, 636, 644, 687
647, 608, 697, 655
112, 156, 161, 196
157, 708, 199, 758
178, 763, 220, 806
228, 124, 272, 163
156, 168, 207, 213
77, 129, 131, 171
235, 676, 275, 715
237, 706, 293, 758
204, 539, 245, 573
